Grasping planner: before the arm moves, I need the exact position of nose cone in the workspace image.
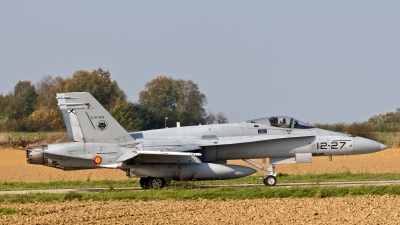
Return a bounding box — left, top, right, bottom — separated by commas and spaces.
353, 137, 387, 154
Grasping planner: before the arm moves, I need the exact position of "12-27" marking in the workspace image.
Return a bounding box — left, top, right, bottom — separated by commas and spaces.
317, 142, 346, 149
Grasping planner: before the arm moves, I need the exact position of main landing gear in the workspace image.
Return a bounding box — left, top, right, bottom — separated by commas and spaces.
140, 177, 171, 189
242, 159, 277, 186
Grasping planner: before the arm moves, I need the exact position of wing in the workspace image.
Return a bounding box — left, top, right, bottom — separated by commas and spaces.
117, 141, 202, 163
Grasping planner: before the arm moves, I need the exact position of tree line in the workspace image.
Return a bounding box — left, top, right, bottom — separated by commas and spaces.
0, 68, 227, 132
314, 108, 400, 143
1, 67, 399, 139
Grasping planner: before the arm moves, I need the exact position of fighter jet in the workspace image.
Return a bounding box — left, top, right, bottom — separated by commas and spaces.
26, 92, 388, 189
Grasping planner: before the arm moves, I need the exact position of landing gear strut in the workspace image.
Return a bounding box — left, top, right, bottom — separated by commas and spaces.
263, 164, 277, 186
242, 159, 277, 186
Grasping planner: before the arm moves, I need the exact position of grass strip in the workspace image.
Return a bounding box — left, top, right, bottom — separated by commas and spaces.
195, 172, 400, 185
1, 185, 400, 203
0, 180, 140, 191
3, 172, 400, 191
0, 208, 19, 215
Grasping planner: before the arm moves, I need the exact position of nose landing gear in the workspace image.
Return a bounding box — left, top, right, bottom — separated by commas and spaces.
242, 159, 277, 186
263, 164, 277, 186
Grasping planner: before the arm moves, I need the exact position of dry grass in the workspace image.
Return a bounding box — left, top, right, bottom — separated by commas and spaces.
386, 133, 400, 148
0, 132, 69, 147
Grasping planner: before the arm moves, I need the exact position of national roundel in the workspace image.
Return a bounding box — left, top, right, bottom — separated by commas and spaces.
93, 156, 102, 164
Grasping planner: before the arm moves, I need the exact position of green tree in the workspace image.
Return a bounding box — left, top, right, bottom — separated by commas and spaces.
7, 81, 37, 120
3, 72, 228, 132
1, 81, 37, 131
65, 68, 126, 110
139, 76, 208, 128
314, 123, 347, 133
28, 68, 127, 132
29, 108, 64, 131
205, 110, 228, 124
110, 100, 154, 131
32, 75, 66, 131
2, 68, 128, 132
35, 75, 58, 109
367, 108, 400, 132
176, 79, 207, 126
0, 94, 11, 130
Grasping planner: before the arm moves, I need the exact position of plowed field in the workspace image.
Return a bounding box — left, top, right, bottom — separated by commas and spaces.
1, 147, 399, 182
2, 196, 400, 224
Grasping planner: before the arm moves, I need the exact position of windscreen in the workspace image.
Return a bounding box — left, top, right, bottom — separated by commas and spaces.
247, 116, 314, 129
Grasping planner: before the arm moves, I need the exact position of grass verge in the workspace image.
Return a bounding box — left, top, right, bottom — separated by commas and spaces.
2, 172, 400, 191
1, 185, 400, 203
0, 180, 140, 191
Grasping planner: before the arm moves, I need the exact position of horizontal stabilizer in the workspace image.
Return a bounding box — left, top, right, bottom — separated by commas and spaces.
27, 146, 93, 160
117, 149, 139, 162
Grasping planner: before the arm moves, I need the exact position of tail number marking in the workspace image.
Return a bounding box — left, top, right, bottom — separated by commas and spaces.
317, 142, 346, 149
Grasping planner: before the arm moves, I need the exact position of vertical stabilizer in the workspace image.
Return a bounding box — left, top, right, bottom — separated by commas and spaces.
56, 92, 134, 143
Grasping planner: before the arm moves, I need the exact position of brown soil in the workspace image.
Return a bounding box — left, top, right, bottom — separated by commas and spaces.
2, 196, 400, 224
1, 147, 400, 183
2, 147, 400, 224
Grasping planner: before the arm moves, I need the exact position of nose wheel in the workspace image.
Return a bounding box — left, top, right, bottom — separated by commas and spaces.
263, 175, 277, 186
263, 164, 277, 186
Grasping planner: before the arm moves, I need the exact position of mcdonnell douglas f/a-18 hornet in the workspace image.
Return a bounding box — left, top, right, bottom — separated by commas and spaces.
26, 92, 388, 189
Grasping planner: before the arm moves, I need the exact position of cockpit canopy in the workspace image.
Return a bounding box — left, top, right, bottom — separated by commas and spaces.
246, 116, 314, 129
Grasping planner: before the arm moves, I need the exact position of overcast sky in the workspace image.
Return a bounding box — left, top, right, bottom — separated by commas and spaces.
1, 1, 399, 124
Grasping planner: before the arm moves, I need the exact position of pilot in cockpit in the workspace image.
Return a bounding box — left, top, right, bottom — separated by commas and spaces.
279, 118, 287, 127
269, 117, 279, 127
288, 118, 294, 128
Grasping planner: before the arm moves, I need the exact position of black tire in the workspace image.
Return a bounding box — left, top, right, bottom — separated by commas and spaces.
263, 175, 277, 186
140, 177, 150, 189
148, 177, 165, 189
